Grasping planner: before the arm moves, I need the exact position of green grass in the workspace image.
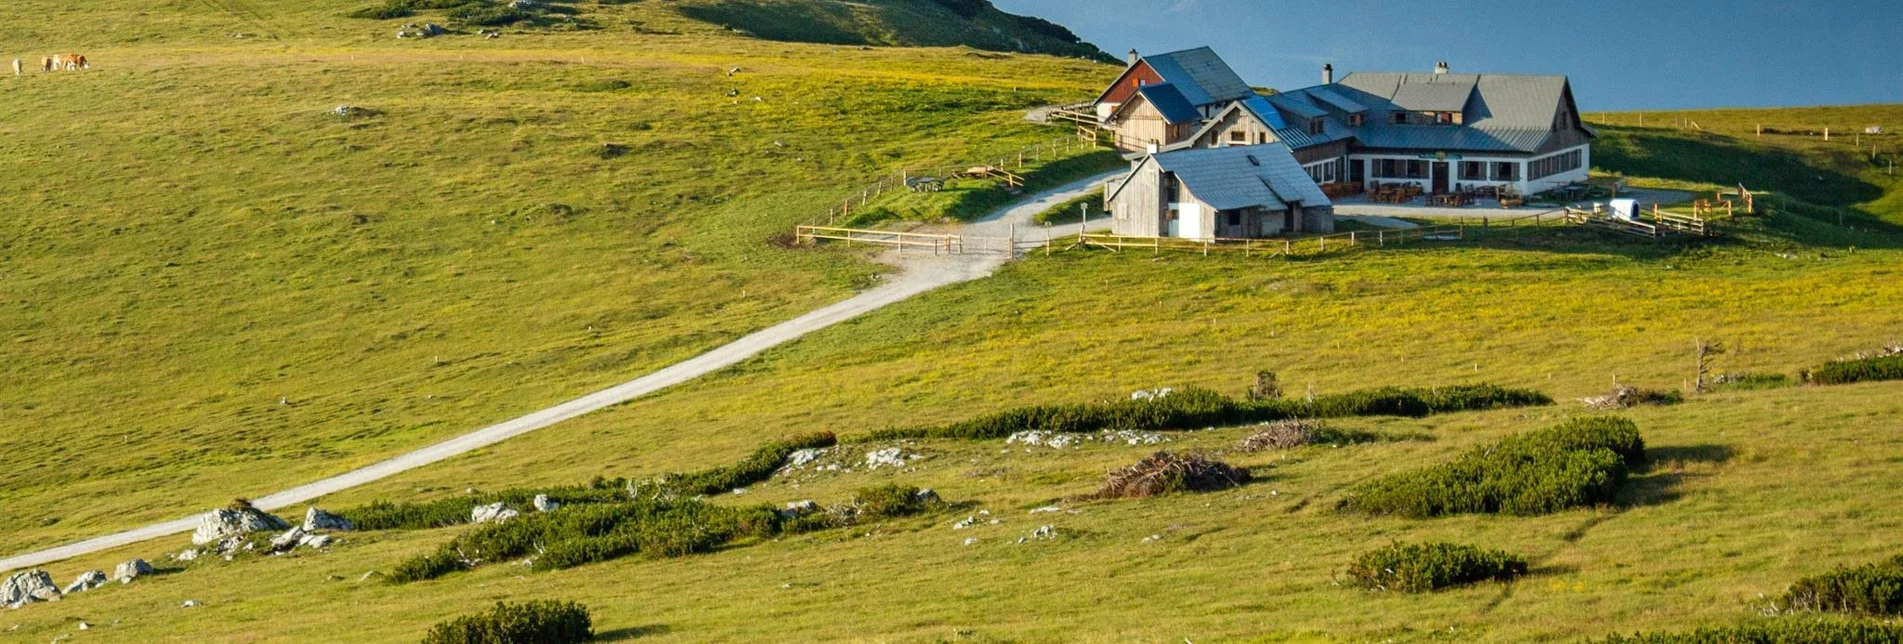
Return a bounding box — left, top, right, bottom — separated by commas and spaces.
8, 1, 1903, 640
841, 148, 1122, 225
0, 0, 1113, 554
1031, 190, 1105, 226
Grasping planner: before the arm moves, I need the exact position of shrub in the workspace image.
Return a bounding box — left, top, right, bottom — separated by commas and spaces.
852, 484, 929, 520
1708, 372, 1794, 392
1594, 618, 1903, 643
392, 498, 777, 581
654, 432, 837, 496
1341, 417, 1644, 517
339, 485, 625, 531
347, 2, 414, 19
422, 600, 592, 644
1781, 554, 1903, 616
870, 384, 1550, 441
1097, 451, 1250, 498
1805, 355, 1903, 385
1346, 542, 1526, 592
448, 4, 530, 26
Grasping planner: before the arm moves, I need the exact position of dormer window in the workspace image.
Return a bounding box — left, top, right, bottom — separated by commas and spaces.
1308, 118, 1325, 135
1389, 111, 1406, 125
1436, 111, 1455, 125
1348, 113, 1364, 127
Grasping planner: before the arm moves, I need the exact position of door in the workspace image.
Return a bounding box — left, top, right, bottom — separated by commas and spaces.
1349, 158, 1365, 184
1178, 203, 1205, 239
1431, 161, 1449, 193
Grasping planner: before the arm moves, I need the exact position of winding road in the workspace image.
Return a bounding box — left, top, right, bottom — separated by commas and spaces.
0, 171, 1124, 575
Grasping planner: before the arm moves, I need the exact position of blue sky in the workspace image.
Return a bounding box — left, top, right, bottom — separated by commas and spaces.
994, 0, 1900, 111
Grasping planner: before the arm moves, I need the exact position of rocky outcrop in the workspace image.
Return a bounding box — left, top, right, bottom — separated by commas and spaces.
781, 500, 820, 518
532, 494, 559, 513
191, 505, 291, 546
2, 570, 60, 608
303, 507, 354, 532
62, 570, 107, 594
470, 502, 519, 524
113, 559, 155, 584
269, 527, 308, 552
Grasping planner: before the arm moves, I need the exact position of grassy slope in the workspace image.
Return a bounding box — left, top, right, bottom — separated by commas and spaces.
9, 3, 1903, 639
0, 0, 1111, 553
673, 0, 1114, 62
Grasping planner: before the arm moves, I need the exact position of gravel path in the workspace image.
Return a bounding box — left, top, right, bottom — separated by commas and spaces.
0, 170, 1125, 574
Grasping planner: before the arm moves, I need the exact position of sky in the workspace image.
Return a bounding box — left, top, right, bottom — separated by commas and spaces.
993, 0, 1901, 112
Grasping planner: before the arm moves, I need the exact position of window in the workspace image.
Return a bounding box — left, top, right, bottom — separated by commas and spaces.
1348, 113, 1365, 127
1436, 111, 1455, 125
1229, 130, 1247, 144
1309, 118, 1325, 135
1304, 158, 1342, 184
1406, 160, 1426, 179
1528, 149, 1583, 180
1459, 161, 1485, 181
1389, 111, 1407, 125
1227, 212, 1241, 227
1493, 161, 1518, 181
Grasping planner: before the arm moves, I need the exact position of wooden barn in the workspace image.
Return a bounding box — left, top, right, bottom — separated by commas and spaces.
1105, 144, 1334, 239
1091, 47, 1255, 152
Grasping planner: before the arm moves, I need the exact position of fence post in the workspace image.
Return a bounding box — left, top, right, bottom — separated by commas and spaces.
1379, 230, 1385, 247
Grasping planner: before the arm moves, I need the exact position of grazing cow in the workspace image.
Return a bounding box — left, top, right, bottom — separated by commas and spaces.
52, 54, 87, 71
11, 59, 20, 77
41, 57, 53, 73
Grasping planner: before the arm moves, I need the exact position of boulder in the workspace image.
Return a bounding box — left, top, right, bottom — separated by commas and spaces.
62, 570, 107, 594
420, 23, 446, 37
303, 507, 354, 532
470, 502, 519, 524
114, 559, 155, 584
914, 488, 941, 504
781, 500, 820, 518
269, 526, 308, 552
531, 494, 559, 513
174, 549, 199, 562
191, 506, 290, 546
2, 570, 60, 608
299, 534, 334, 549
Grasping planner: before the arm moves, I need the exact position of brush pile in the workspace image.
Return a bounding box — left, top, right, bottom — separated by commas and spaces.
1580, 384, 1682, 410
1096, 451, 1249, 499
1236, 419, 1324, 452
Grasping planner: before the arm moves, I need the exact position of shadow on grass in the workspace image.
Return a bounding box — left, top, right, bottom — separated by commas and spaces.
1595, 126, 1882, 208
1617, 444, 1735, 508
597, 624, 670, 641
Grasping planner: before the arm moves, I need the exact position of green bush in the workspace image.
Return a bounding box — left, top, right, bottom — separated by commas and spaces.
654, 432, 836, 496
1341, 417, 1644, 517
1805, 355, 1903, 386
852, 484, 928, 520
1781, 554, 1903, 616
422, 600, 592, 644
1709, 372, 1794, 392
392, 498, 777, 582
1595, 618, 1903, 643
339, 485, 624, 531
1346, 542, 1527, 592
870, 384, 1551, 441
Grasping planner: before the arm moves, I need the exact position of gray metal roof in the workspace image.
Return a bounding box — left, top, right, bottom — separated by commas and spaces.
1322, 71, 1577, 153
1264, 92, 1327, 120
1305, 87, 1368, 114
1148, 144, 1331, 211
1143, 47, 1254, 108
1138, 82, 1201, 124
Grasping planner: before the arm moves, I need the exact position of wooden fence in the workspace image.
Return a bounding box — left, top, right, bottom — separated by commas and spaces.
820, 133, 1104, 225
795, 225, 965, 255
1076, 211, 1562, 258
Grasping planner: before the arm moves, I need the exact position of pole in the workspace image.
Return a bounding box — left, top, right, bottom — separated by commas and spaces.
1079, 203, 1088, 240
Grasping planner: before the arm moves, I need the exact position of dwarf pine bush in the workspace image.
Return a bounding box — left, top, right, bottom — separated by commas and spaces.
870, 384, 1550, 440
339, 486, 625, 531
1595, 618, 1903, 643
1805, 355, 1903, 385
1341, 417, 1644, 517
1781, 554, 1903, 616
422, 600, 592, 644
1346, 542, 1526, 592
654, 432, 837, 496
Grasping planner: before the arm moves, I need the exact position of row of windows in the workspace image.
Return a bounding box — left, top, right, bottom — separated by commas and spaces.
1371, 158, 1428, 179
1529, 150, 1584, 180
1387, 111, 1463, 126
1305, 158, 1344, 184
1458, 160, 1519, 181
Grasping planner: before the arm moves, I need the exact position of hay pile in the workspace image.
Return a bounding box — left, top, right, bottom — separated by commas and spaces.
1236, 419, 1324, 452
1096, 451, 1250, 499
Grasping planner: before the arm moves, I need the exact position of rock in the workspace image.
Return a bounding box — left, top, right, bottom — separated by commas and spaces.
303, 507, 354, 532
470, 502, 519, 524
299, 534, 334, 549
269, 527, 308, 552
862, 447, 910, 470
62, 571, 107, 594
113, 559, 155, 584
420, 23, 446, 37
181, 600, 200, 608
2, 570, 60, 608
913, 488, 940, 504
532, 494, 559, 513
962, 537, 978, 546
780, 500, 820, 518
1029, 525, 1057, 540
173, 549, 199, 562
508, 0, 536, 7
77, 621, 90, 630
191, 506, 290, 546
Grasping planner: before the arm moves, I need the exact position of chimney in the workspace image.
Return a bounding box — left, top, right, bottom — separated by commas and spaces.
1127, 48, 1140, 65
1145, 142, 1159, 155
1322, 63, 1333, 85
1434, 61, 1449, 75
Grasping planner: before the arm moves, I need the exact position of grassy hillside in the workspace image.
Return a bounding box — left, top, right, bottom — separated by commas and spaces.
674, 0, 1114, 62
7, 2, 1903, 640
0, 0, 1114, 554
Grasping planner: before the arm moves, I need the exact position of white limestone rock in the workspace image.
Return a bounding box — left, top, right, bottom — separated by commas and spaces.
113, 559, 155, 584
62, 570, 106, 594
191, 506, 290, 546
2, 570, 60, 608
303, 507, 354, 532
470, 502, 519, 524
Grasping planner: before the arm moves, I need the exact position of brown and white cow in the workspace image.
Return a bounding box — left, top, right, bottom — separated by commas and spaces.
49, 54, 88, 71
